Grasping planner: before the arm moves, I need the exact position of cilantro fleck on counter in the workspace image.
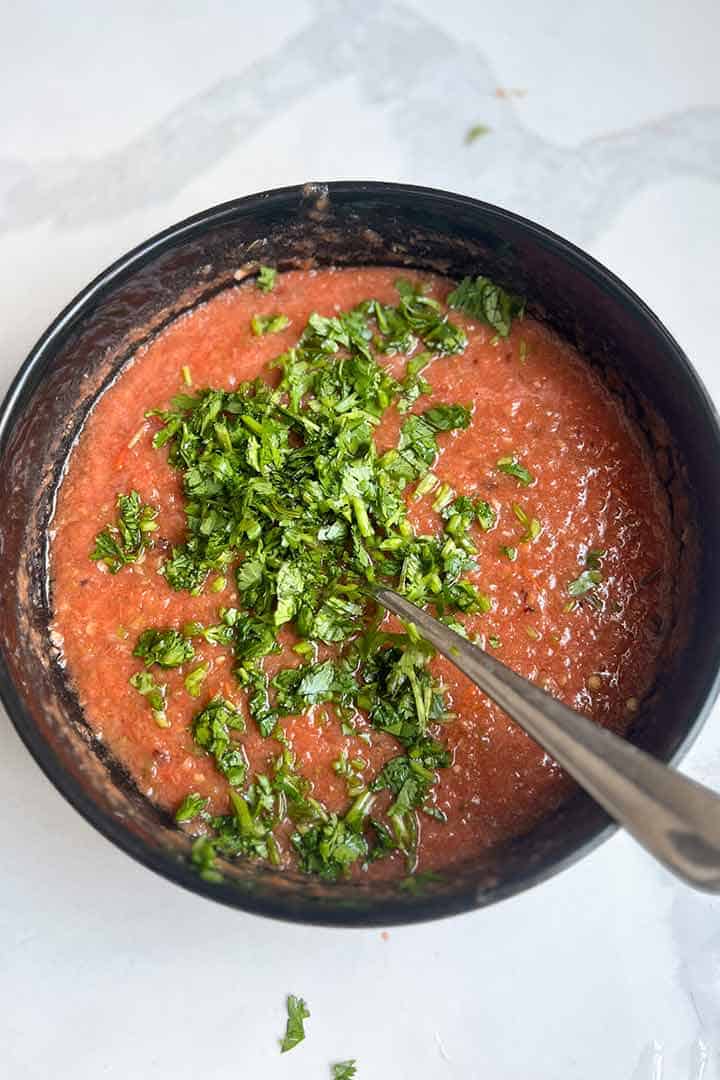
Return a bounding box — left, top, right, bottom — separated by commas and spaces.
281, 994, 310, 1053
332, 1062, 358, 1079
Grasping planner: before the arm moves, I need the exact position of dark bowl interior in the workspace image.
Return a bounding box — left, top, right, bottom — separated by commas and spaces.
2, 182, 720, 925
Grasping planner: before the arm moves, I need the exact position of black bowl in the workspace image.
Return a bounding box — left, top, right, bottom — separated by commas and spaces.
2, 182, 720, 925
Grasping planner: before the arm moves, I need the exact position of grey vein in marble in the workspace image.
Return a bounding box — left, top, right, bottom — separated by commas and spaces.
1, 0, 719, 243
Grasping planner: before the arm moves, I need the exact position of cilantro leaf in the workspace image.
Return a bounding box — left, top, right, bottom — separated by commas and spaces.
447, 275, 525, 337
251, 313, 290, 335
90, 490, 158, 573
567, 548, 606, 609
398, 869, 445, 894
373, 279, 467, 357
192, 696, 247, 786
497, 454, 534, 486
422, 403, 472, 431
162, 544, 209, 593
465, 123, 491, 143
133, 628, 195, 668
332, 1061, 358, 1079
291, 791, 373, 880
311, 596, 363, 644
568, 569, 603, 597
586, 548, 607, 570
511, 502, 542, 542
272, 659, 342, 713
184, 662, 210, 697
175, 792, 209, 822
475, 499, 496, 531
275, 561, 305, 627
256, 266, 277, 293
281, 995, 310, 1053
129, 670, 169, 727
191, 836, 223, 883
370, 739, 450, 852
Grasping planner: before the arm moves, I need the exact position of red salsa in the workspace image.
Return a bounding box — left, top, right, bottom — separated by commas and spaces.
51, 267, 677, 882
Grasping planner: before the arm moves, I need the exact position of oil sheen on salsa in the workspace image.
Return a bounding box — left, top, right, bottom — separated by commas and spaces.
51, 267, 676, 882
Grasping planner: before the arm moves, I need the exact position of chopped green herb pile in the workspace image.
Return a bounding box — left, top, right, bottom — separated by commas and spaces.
91, 490, 158, 573
102, 274, 538, 882
281, 994, 310, 1053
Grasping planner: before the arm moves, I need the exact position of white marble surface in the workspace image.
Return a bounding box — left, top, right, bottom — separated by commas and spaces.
2, 2, 720, 1077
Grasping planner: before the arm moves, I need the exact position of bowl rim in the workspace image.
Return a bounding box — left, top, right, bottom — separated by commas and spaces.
2, 180, 720, 926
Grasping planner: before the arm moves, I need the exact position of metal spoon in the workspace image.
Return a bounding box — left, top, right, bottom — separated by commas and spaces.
375, 586, 720, 892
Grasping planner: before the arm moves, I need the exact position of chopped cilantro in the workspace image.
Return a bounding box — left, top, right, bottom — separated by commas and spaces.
129, 670, 169, 727
422, 403, 472, 431
440, 493, 497, 547
497, 454, 534, 486
281, 995, 310, 1053
274, 560, 305, 627
90, 491, 158, 573
370, 739, 451, 854
291, 809, 371, 879
475, 499, 497, 532
398, 869, 445, 894
175, 792, 209, 822
487, 634, 502, 649
191, 835, 223, 882
511, 502, 542, 542
184, 662, 210, 698
256, 265, 277, 293
447, 276, 525, 337
251, 312, 290, 336
586, 548, 607, 571
567, 548, 606, 609
333, 749, 366, 796
500, 545, 518, 562
133, 628, 195, 668
568, 569, 603, 597
133, 276, 520, 881
312, 596, 363, 644
192, 696, 247, 786
465, 123, 491, 144
332, 1062, 358, 1079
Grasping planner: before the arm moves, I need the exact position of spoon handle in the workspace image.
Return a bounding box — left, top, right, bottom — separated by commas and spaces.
375, 587, 720, 892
